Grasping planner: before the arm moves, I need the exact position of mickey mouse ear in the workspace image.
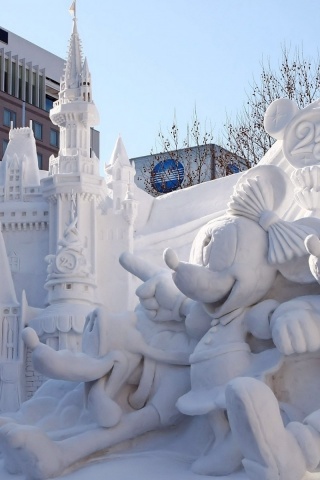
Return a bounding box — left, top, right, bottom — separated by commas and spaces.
227, 165, 294, 222
264, 98, 299, 140
265, 98, 320, 168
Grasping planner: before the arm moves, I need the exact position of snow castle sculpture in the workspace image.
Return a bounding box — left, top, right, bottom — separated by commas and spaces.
0, 6, 139, 410
3, 7, 320, 480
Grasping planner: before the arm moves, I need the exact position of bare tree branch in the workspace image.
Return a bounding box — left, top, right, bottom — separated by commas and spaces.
221, 46, 320, 167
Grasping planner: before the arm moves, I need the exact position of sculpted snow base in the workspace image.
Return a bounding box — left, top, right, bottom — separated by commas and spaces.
4, 125, 320, 479
2, 9, 320, 480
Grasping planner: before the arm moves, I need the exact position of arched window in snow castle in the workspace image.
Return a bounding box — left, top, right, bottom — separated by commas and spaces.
1, 314, 18, 360
83, 162, 90, 174
8, 252, 20, 273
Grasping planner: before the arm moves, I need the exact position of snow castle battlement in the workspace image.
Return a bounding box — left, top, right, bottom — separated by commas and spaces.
9, 125, 33, 140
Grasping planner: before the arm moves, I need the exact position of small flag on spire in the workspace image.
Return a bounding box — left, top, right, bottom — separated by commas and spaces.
69, 1, 76, 17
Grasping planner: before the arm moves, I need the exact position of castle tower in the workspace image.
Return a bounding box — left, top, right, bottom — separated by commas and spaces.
41, 6, 107, 299
0, 124, 49, 309
0, 123, 40, 201
49, 17, 98, 167
106, 135, 137, 215
104, 136, 138, 310
29, 193, 95, 352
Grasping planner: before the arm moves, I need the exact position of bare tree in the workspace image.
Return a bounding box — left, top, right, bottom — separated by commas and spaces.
138, 47, 320, 196
136, 109, 217, 196
223, 46, 320, 167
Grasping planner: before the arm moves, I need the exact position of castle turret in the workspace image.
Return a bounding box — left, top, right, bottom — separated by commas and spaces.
41, 6, 107, 300
29, 193, 95, 352
0, 123, 40, 201
103, 136, 138, 310
49, 15, 99, 167
80, 57, 92, 103
0, 124, 49, 309
106, 135, 136, 213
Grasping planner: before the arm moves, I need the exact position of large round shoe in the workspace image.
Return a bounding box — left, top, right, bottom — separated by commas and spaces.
226, 377, 308, 480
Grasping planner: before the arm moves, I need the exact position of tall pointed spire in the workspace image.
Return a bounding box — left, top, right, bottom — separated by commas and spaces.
63, 12, 83, 91
109, 135, 131, 167
81, 57, 91, 84
49, 4, 99, 162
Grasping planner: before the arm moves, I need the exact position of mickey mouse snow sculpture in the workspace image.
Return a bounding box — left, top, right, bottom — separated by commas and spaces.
2, 98, 320, 480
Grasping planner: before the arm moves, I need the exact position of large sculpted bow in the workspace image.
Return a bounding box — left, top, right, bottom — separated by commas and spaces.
227, 165, 318, 265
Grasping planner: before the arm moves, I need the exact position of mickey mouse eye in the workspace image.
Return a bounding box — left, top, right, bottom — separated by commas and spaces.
203, 236, 210, 247
202, 238, 212, 266
206, 222, 238, 272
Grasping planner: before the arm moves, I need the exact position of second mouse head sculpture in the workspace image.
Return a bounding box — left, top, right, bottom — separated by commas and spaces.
164, 165, 320, 322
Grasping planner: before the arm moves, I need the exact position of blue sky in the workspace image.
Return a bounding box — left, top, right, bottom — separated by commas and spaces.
2, 0, 320, 165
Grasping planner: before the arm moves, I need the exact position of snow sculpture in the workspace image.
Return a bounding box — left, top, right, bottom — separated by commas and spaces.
0, 298, 193, 479
2, 18, 320, 480
2, 148, 320, 480
164, 163, 320, 478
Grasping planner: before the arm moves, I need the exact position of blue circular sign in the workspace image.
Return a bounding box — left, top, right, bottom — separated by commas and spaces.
151, 158, 184, 193
227, 163, 240, 174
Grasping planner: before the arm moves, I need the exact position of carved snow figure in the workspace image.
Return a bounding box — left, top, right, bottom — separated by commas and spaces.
0, 279, 194, 479
152, 165, 320, 476
221, 233, 320, 480
207, 98, 320, 480
1, 164, 320, 480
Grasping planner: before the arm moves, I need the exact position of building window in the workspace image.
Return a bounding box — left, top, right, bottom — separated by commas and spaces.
37, 153, 43, 169
4, 58, 8, 92
25, 68, 30, 103
18, 65, 23, 100
45, 95, 55, 112
32, 121, 42, 140
2, 139, 9, 155
50, 129, 59, 147
3, 108, 16, 128
0, 29, 8, 44
32, 72, 36, 106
